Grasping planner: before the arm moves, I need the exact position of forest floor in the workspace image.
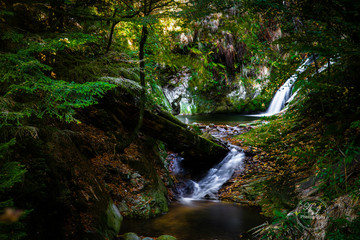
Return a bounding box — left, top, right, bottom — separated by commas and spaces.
190, 110, 360, 239
213, 112, 360, 239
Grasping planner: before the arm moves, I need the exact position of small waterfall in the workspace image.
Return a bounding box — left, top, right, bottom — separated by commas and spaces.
265, 75, 296, 115
168, 154, 184, 175
181, 148, 244, 201
264, 57, 314, 115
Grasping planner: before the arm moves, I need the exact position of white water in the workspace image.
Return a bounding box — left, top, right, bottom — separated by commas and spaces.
181, 148, 244, 201
247, 57, 314, 117
264, 57, 314, 115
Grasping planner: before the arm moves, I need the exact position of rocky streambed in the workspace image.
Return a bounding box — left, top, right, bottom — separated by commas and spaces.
118, 120, 268, 240
189, 122, 270, 206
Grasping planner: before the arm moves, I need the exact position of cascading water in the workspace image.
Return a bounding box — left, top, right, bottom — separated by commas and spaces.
264, 57, 314, 115
180, 147, 244, 201
174, 58, 315, 201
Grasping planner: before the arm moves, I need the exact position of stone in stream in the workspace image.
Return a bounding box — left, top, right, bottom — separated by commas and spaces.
106, 203, 123, 238
122, 232, 141, 240
217, 127, 226, 132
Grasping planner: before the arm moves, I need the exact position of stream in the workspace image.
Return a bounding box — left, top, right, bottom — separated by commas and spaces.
120, 115, 265, 240
120, 200, 265, 240
119, 58, 317, 239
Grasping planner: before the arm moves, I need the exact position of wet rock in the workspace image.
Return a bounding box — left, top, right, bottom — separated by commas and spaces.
131, 172, 141, 178
217, 126, 224, 131
142, 238, 154, 240
123, 232, 141, 240
105, 203, 123, 238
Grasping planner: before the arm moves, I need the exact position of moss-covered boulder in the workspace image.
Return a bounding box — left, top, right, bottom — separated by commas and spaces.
122, 232, 141, 240
111, 102, 228, 176
104, 202, 123, 239
157, 235, 177, 240
8, 128, 123, 240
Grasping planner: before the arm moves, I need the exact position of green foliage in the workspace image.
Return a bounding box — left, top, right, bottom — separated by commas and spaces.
316, 144, 360, 200
245, 0, 360, 61
0, 162, 26, 193
327, 215, 360, 240
0, 34, 118, 125
254, 210, 302, 240
0, 139, 26, 193
234, 94, 269, 113
0, 221, 27, 240
0, 139, 27, 240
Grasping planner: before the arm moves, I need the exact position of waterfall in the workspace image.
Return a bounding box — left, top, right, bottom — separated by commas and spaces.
264, 57, 314, 115
264, 75, 296, 115
180, 147, 244, 201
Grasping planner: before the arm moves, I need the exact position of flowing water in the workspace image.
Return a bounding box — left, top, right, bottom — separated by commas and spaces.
250, 57, 315, 117
120, 116, 266, 239
120, 147, 264, 240
120, 58, 337, 239
181, 148, 244, 200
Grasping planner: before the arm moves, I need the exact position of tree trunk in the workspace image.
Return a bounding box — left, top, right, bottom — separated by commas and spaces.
116, 24, 148, 151
106, 9, 118, 52
135, 24, 148, 137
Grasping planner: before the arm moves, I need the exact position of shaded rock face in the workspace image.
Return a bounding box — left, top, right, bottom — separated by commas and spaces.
8, 108, 174, 239
162, 70, 195, 115
11, 128, 122, 240
106, 202, 123, 238
7, 91, 228, 239
105, 100, 228, 178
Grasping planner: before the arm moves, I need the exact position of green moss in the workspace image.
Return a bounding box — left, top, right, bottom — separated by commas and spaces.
104, 202, 123, 239
157, 235, 177, 240
122, 232, 141, 240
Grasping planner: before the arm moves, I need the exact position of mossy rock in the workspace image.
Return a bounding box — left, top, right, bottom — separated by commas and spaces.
142, 238, 154, 240
123, 232, 141, 240
104, 202, 123, 238
157, 235, 177, 240
126, 190, 168, 218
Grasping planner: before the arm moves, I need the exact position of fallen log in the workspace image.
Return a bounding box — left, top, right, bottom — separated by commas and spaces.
114, 103, 229, 175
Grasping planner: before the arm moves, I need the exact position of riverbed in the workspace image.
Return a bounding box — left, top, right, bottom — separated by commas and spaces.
119, 114, 265, 239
